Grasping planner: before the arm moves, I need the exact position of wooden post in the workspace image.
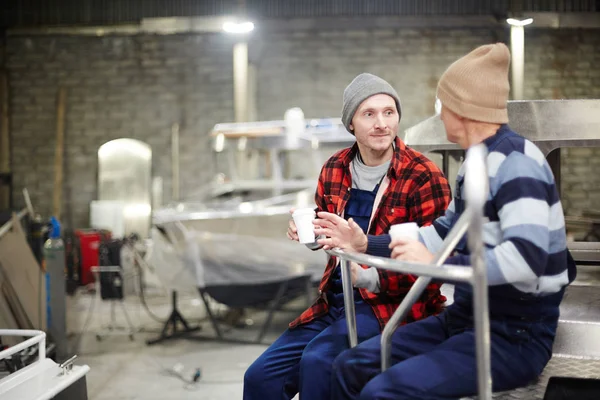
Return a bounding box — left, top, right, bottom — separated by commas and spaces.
53, 88, 66, 220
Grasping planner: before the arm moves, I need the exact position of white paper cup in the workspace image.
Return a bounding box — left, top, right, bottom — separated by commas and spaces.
292, 208, 317, 244
389, 222, 420, 241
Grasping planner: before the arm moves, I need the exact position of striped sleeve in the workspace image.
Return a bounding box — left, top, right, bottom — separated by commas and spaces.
446, 150, 557, 286
419, 199, 456, 254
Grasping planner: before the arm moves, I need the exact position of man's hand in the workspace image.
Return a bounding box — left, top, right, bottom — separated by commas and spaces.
286, 208, 299, 241
313, 212, 368, 252
389, 237, 435, 264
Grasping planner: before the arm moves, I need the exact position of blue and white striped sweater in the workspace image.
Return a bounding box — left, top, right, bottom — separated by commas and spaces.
420, 125, 575, 317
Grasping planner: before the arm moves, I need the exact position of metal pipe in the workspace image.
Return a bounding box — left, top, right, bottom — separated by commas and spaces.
340, 259, 358, 348
23, 188, 34, 217
247, 63, 258, 122
510, 25, 525, 100
464, 144, 492, 400
233, 42, 249, 123
326, 249, 473, 283
52, 87, 67, 220
0, 208, 27, 239
380, 211, 472, 371
171, 123, 180, 201
0, 329, 46, 361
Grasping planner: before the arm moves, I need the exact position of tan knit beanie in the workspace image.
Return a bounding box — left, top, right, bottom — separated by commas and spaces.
437, 43, 511, 124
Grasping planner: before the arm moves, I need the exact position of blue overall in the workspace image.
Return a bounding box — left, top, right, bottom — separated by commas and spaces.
243, 184, 382, 400
331, 134, 565, 400
331, 307, 558, 400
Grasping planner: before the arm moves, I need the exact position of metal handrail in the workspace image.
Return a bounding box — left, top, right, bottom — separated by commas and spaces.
0, 188, 35, 240
339, 259, 358, 348
0, 330, 46, 363
326, 143, 492, 399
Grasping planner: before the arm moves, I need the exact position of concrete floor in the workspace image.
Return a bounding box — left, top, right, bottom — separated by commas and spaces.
67, 282, 456, 400
67, 287, 286, 400
67, 267, 599, 400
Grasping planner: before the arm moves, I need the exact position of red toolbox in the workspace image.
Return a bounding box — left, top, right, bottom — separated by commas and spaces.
75, 229, 111, 285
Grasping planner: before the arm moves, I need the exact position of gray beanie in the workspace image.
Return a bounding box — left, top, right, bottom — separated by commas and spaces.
341, 73, 402, 134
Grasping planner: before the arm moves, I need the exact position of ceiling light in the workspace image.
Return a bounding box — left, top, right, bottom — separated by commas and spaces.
506, 18, 533, 27
223, 21, 255, 34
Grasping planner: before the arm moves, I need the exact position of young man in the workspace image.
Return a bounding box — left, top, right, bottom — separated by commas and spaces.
243, 73, 452, 400
331, 43, 577, 400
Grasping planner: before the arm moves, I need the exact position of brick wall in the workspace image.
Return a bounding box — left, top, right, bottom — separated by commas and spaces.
3, 25, 599, 229
250, 28, 501, 130
6, 34, 234, 228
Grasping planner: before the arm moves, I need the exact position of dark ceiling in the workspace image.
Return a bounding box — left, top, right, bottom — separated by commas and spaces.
2, 0, 599, 28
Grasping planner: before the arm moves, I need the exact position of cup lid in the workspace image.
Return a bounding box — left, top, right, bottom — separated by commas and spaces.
389, 222, 419, 232
293, 208, 316, 217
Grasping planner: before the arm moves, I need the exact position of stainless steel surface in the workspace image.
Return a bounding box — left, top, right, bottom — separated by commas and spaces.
207, 119, 353, 199
568, 241, 600, 263
340, 259, 358, 348
59, 355, 78, 375
559, 285, 600, 322
553, 321, 600, 359
571, 265, 600, 287
379, 211, 472, 371
404, 100, 600, 156
211, 119, 356, 151
463, 357, 600, 400
553, 285, 600, 358
207, 179, 317, 198
98, 138, 152, 237
466, 144, 493, 399
154, 189, 315, 227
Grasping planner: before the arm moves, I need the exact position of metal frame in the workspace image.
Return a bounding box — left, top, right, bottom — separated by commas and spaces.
0, 329, 90, 399
196, 273, 314, 345
404, 100, 600, 157
90, 266, 137, 341
327, 143, 492, 399
0, 329, 46, 363
404, 99, 600, 264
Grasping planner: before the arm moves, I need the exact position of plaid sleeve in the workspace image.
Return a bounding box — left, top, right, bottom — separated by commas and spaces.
408, 170, 452, 226
314, 165, 327, 212
378, 169, 452, 295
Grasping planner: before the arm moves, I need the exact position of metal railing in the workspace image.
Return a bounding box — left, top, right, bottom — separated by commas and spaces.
0, 189, 35, 240
327, 143, 492, 399
0, 330, 46, 363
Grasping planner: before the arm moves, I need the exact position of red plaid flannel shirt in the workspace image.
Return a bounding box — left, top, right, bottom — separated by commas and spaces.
290, 137, 452, 330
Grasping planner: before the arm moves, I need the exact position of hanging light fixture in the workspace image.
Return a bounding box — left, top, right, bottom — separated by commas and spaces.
222, 21, 255, 34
